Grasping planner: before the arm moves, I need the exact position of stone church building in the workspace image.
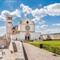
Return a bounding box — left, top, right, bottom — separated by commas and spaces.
11, 19, 41, 40
11, 19, 60, 41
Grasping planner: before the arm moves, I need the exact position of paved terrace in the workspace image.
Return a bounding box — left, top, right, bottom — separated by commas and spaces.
0, 41, 25, 60
23, 43, 60, 60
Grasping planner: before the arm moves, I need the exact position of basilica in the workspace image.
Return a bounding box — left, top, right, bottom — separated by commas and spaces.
11, 19, 60, 41
11, 19, 41, 40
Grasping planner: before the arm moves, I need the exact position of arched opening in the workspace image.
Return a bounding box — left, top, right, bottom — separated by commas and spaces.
25, 32, 30, 40
25, 35, 30, 40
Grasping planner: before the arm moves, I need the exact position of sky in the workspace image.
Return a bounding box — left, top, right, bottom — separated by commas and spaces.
0, 0, 60, 36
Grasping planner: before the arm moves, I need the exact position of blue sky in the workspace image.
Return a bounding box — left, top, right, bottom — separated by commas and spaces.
0, 0, 60, 11
0, 0, 60, 36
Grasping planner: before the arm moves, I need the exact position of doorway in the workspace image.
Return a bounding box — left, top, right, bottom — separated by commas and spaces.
25, 35, 30, 40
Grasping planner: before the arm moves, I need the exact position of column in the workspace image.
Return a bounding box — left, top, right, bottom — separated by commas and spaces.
6, 16, 13, 43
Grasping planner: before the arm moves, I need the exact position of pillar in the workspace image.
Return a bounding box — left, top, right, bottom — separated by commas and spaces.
6, 15, 13, 43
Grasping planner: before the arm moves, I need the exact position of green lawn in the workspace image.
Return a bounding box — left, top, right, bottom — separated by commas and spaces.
29, 41, 60, 55
29, 41, 60, 47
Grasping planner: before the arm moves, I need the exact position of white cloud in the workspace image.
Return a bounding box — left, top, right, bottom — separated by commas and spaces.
11, 9, 21, 17
40, 24, 48, 29
45, 3, 60, 16
20, 4, 46, 24
0, 9, 21, 21
32, 17, 41, 24
0, 3, 60, 21
20, 3, 32, 16
1, 10, 10, 18
35, 25, 40, 32
35, 25, 47, 34
31, 3, 60, 17
0, 26, 6, 36
35, 23, 48, 34
32, 8, 46, 18
38, 20, 46, 25
52, 23, 60, 26
0, 15, 6, 21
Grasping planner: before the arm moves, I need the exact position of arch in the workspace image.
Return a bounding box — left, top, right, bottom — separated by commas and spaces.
25, 32, 30, 40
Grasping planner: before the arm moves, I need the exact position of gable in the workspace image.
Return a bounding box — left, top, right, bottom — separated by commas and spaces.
21, 20, 34, 25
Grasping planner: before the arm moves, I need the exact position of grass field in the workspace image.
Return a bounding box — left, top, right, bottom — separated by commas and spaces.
29, 41, 60, 55
29, 41, 60, 47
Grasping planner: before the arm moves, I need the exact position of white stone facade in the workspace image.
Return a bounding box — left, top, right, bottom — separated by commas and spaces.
11, 20, 36, 40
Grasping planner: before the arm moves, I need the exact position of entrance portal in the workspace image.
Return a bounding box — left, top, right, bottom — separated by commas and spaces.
25, 32, 30, 40
25, 36, 30, 40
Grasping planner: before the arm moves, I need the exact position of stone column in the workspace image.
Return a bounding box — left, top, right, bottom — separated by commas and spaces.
6, 16, 13, 43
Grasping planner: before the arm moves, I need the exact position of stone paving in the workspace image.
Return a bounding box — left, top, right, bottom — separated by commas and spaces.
14, 41, 25, 60
23, 43, 60, 60
0, 41, 25, 60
